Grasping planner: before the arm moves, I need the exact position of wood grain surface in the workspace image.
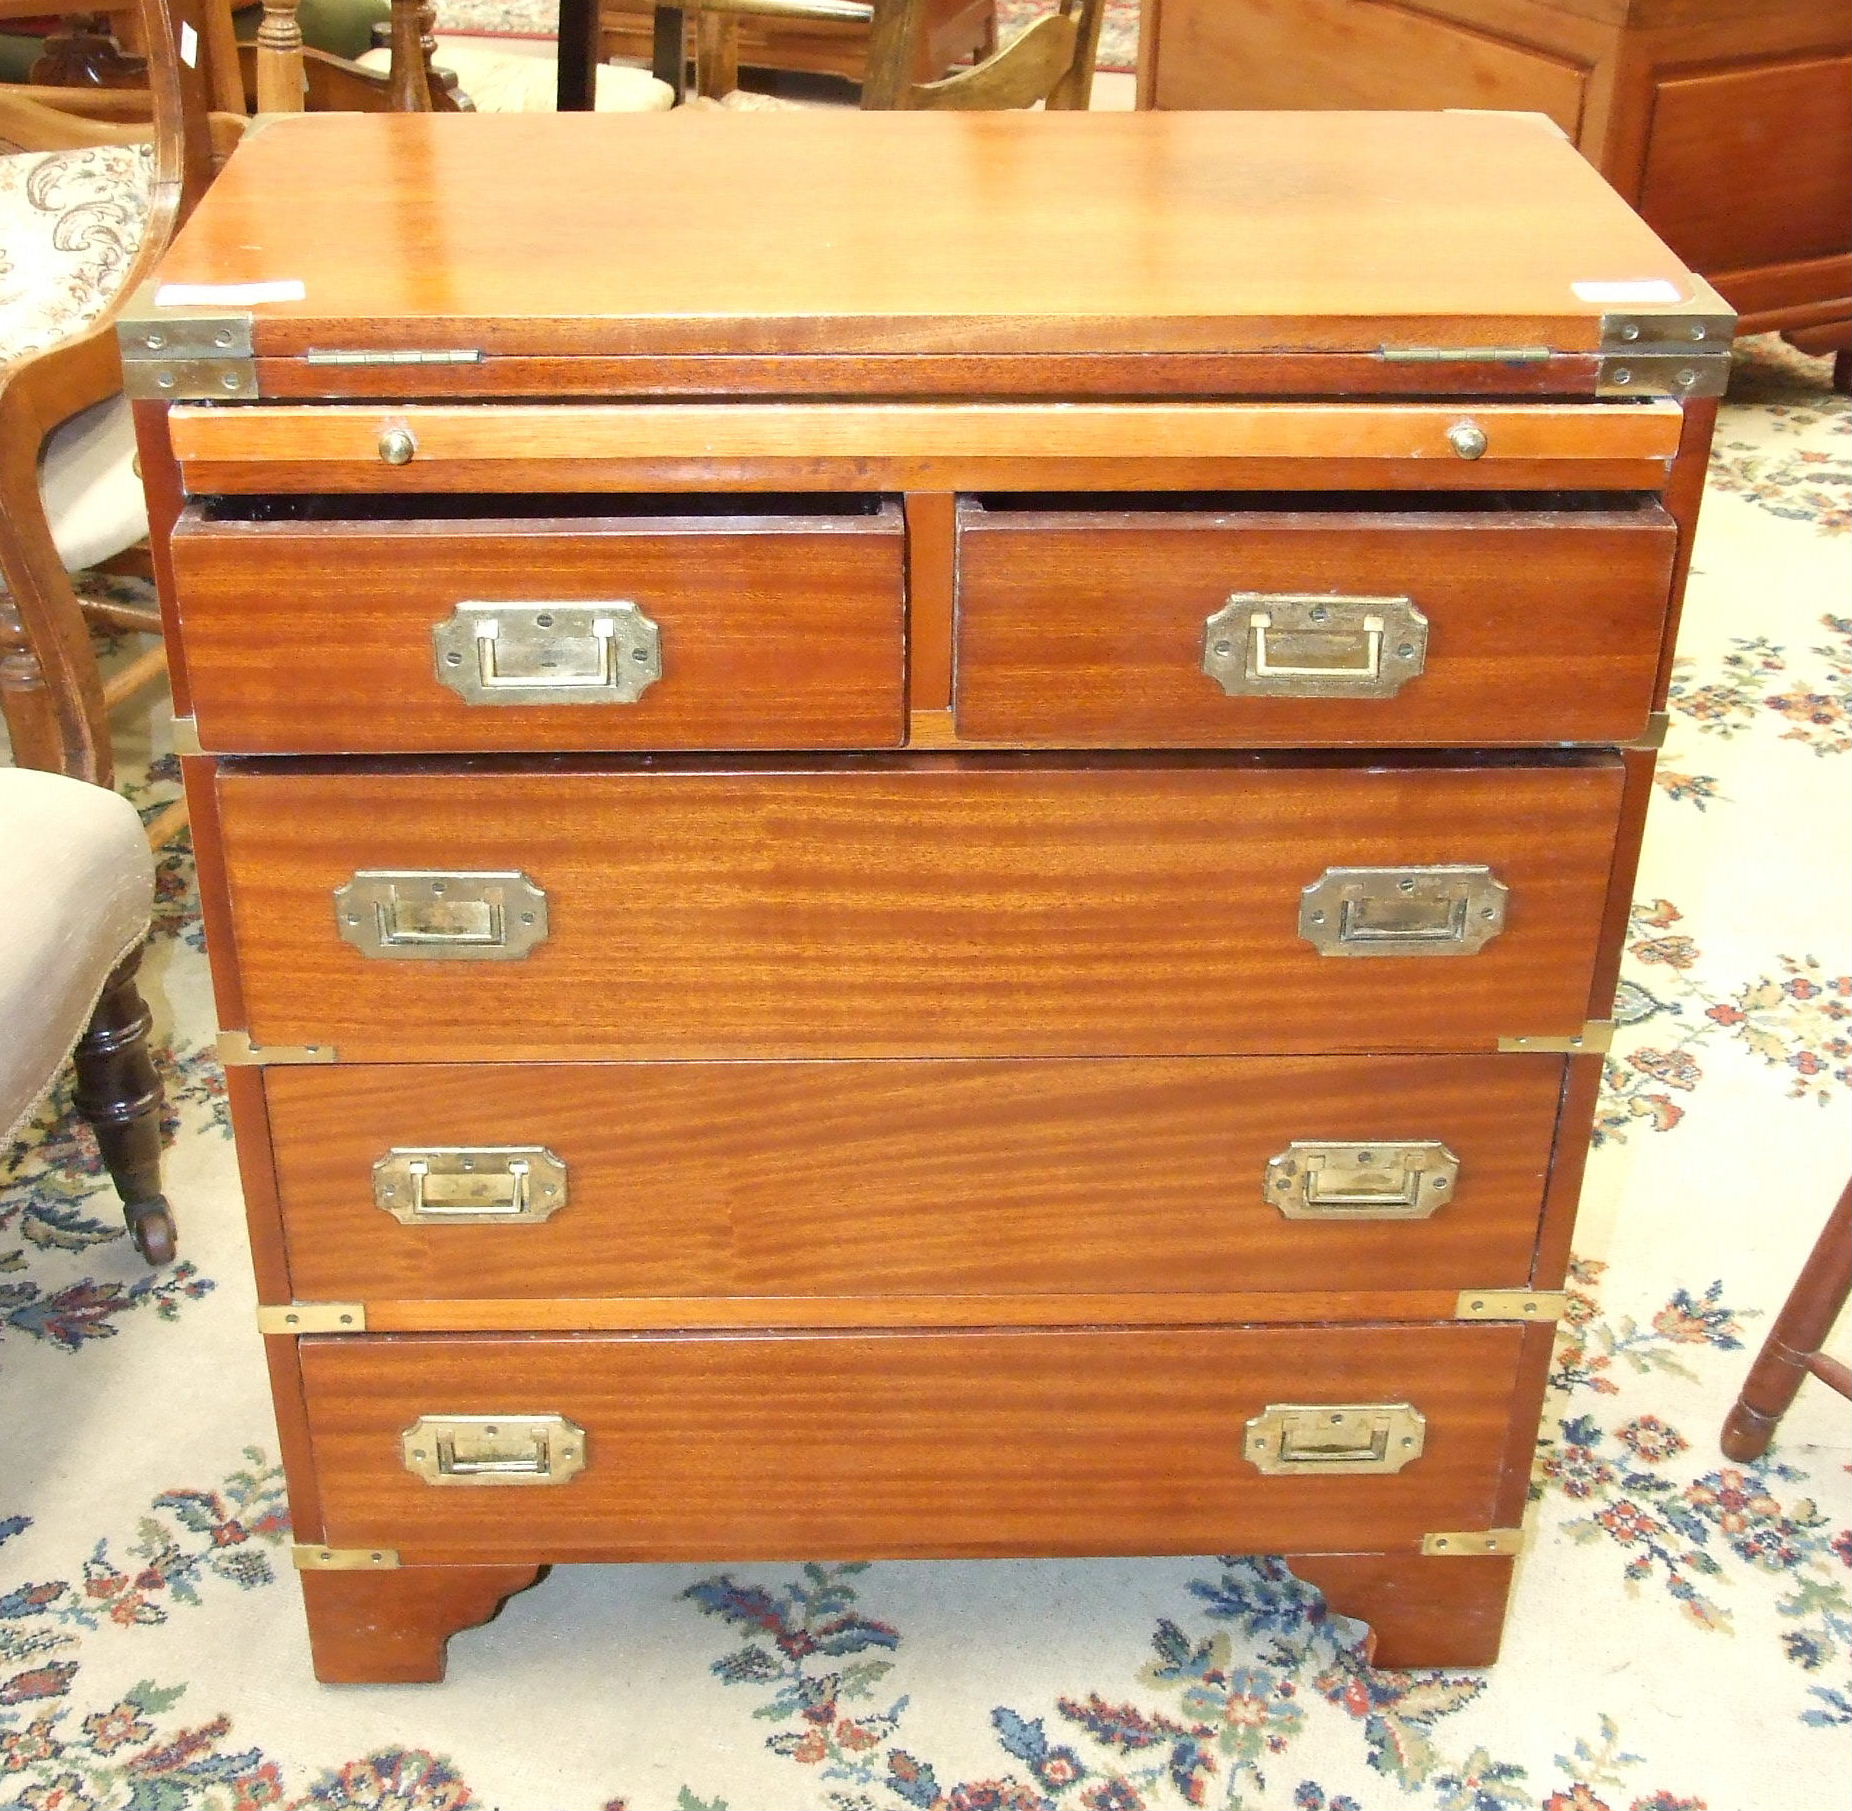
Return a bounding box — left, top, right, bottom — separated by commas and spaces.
211, 755, 1627, 1060
151, 111, 1705, 358
954, 497, 1676, 746
262, 1053, 1567, 1301
166, 401, 1684, 498
299, 1323, 1528, 1561
170, 501, 906, 754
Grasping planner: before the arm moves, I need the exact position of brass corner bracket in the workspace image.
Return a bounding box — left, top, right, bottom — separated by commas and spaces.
217, 1031, 337, 1067
1421, 1528, 1524, 1557
1455, 1289, 1567, 1322
1498, 1022, 1614, 1056
291, 1545, 400, 1571
256, 1302, 367, 1335
117, 301, 257, 401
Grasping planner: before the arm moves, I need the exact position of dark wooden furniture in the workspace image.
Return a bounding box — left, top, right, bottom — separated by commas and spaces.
1137, 0, 1852, 375
130, 107, 1724, 1682
1721, 1180, 1852, 1461
73, 952, 175, 1264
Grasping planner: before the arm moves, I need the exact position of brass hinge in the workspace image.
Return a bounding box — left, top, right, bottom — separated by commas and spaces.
1455, 1289, 1567, 1322
1421, 1528, 1524, 1557
170, 715, 202, 756
217, 1031, 337, 1066
117, 303, 257, 401
1497, 1021, 1614, 1055
304, 348, 485, 367
1628, 710, 1670, 751
291, 1545, 400, 1571
257, 1302, 367, 1335
1378, 345, 1552, 365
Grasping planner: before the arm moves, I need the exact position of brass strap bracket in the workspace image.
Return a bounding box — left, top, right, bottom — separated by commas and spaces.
217, 1031, 337, 1067
1596, 309, 1734, 399
1627, 710, 1670, 752
1455, 1289, 1567, 1322
170, 715, 202, 757
1497, 1021, 1614, 1055
256, 1302, 367, 1335
117, 303, 257, 401
1421, 1528, 1524, 1557
291, 1545, 400, 1571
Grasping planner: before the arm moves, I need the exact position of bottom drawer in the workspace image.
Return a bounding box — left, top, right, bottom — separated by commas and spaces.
300, 1324, 1537, 1562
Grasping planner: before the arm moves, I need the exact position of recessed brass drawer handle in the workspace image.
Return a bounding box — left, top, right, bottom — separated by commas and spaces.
1299, 864, 1508, 956
1202, 592, 1428, 700
334, 870, 549, 961
401, 1414, 587, 1486
373, 1146, 568, 1224
1244, 1402, 1427, 1475
1265, 1140, 1459, 1219
432, 599, 662, 707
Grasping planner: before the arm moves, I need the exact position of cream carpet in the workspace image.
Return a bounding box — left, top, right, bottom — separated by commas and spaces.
2, 337, 1848, 1809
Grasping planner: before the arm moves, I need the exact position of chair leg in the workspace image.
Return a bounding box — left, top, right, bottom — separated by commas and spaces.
1721, 1178, 1852, 1460
71, 947, 176, 1266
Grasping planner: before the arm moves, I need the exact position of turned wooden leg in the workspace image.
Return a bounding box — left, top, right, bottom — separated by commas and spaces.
71, 949, 175, 1267
299, 1564, 547, 1684
1722, 1179, 1852, 1461
1289, 1552, 1517, 1669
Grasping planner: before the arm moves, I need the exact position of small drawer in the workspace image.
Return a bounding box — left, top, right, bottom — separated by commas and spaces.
299, 1323, 1534, 1562
169, 495, 906, 753
953, 493, 1677, 745
211, 752, 1626, 1060
262, 1054, 1566, 1302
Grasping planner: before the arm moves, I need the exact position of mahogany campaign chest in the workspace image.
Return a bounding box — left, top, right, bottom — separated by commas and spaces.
127, 108, 1727, 1683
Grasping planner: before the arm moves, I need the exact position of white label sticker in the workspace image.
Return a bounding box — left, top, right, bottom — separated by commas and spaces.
1571, 280, 1685, 305
154, 280, 308, 307
179, 20, 197, 65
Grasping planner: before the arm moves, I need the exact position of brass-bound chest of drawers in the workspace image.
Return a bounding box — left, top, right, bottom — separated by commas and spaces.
131, 107, 1727, 1683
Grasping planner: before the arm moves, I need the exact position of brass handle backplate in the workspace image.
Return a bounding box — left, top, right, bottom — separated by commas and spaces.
1265, 1140, 1459, 1219
373, 1146, 568, 1224
334, 870, 549, 961
1298, 864, 1508, 957
1202, 592, 1428, 700
432, 599, 662, 707
401, 1414, 587, 1486
1244, 1402, 1427, 1475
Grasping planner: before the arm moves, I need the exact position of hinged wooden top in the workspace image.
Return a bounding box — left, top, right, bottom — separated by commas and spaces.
143, 110, 1724, 379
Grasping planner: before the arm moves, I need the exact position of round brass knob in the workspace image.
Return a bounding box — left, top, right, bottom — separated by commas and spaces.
1447, 420, 1489, 461
378, 426, 417, 466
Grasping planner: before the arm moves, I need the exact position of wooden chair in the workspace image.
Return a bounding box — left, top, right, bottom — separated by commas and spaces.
687, 0, 1100, 108
0, 0, 223, 811
1721, 1178, 1852, 1461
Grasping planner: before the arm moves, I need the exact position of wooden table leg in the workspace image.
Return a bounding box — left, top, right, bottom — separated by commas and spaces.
555, 0, 601, 110
1722, 1178, 1852, 1461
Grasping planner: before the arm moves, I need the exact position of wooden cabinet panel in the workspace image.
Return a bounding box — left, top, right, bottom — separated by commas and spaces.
213, 756, 1627, 1060
265, 1053, 1566, 1301
300, 1323, 1529, 1561
1638, 54, 1852, 276
954, 496, 1675, 746
170, 499, 905, 753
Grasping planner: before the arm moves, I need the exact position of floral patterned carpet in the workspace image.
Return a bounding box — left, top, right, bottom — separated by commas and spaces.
428, 0, 1142, 75
3, 337, 1849, 1810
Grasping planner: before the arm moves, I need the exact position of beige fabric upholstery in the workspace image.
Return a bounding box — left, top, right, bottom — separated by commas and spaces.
0, 769, 154, 1148
356, 44, 674, 110
41, 393, 148, 573
0, 144, 153, 372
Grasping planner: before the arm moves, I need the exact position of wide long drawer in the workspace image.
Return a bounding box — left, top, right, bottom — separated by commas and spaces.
264, 1054, 1566, 1301
954, 494, 1677, 746
170, 496, 906, 753
300, 1323, 1536, 1562
209, 755, 1626, 1060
